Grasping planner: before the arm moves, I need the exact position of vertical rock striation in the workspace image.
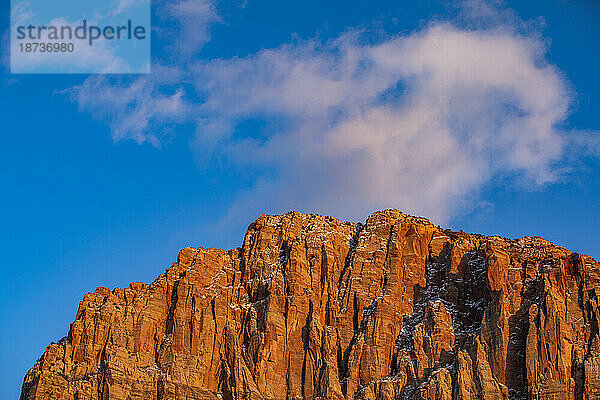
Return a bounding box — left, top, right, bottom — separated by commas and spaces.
20, 210, 600, 399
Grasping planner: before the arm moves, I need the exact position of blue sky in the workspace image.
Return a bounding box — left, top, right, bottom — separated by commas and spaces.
1, 0, 599, 398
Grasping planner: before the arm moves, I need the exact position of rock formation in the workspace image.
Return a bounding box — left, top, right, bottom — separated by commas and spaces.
20, 210, 600, 399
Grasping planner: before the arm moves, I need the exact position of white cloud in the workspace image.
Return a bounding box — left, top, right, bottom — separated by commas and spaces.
188, 24, 570, 222
72, 64, 188, 145
159, 0, 221, 56
70, 3, 597, 226
70, 0, 221, 143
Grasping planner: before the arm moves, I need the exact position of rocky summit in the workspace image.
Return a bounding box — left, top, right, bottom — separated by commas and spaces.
20, 210, 600, 400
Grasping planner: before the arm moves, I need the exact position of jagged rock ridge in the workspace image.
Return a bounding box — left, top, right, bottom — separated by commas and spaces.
20, 210, 600, 399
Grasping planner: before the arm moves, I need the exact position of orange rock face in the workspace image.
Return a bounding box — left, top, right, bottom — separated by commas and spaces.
20, 210, 600, 399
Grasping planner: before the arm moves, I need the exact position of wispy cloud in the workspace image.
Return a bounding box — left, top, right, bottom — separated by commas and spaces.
69, 0, 598, 226
70, 0, 220, 143
157, 0, 221, 57
71, 64, 188, 145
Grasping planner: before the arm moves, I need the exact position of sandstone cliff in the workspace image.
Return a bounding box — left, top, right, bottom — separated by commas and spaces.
20, 210, 600, 399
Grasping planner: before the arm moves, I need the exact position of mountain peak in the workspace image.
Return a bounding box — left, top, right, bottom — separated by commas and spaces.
21, 210, 600, 400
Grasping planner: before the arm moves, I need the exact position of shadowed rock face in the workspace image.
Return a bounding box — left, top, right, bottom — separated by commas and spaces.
20, 210, 600, 400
